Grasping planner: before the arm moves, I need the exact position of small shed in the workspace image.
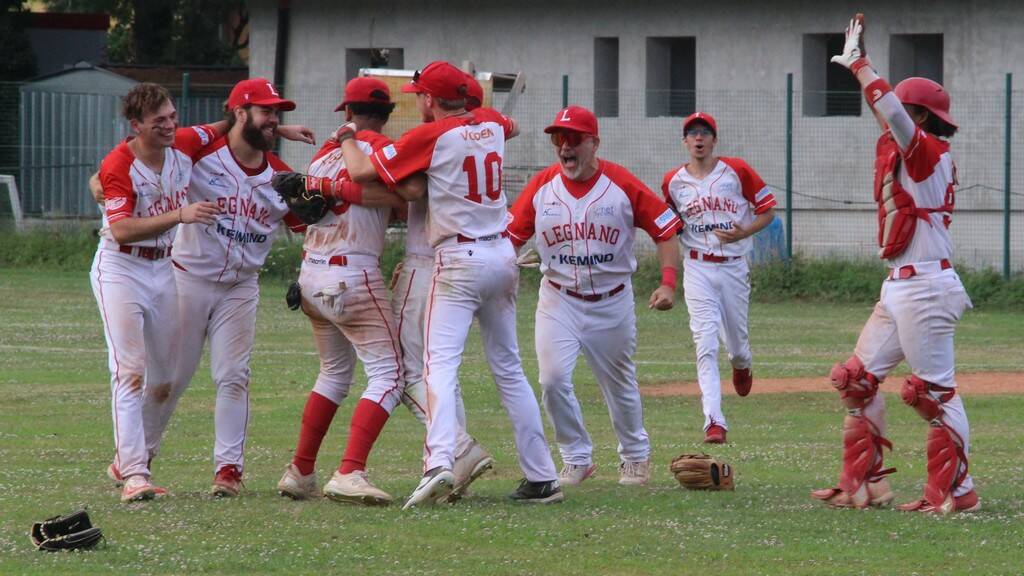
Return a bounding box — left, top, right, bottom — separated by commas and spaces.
19, 62, 136, 217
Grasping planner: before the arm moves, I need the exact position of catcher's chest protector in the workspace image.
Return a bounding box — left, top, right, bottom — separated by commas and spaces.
873, 140, 954, 260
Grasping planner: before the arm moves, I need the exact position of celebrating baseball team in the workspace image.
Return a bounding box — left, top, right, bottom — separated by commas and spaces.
87, 13, 978, 514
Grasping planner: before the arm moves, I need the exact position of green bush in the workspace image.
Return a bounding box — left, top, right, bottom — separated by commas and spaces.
0, 226, 99, 270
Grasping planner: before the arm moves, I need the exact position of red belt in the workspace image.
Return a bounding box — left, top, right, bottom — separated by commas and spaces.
688, 250, 740, 263
456, 231, 509, 243
302, 250, 348, 266
888, 259, 951, 280
548, 280, 625, 302
119, 245, 171, 260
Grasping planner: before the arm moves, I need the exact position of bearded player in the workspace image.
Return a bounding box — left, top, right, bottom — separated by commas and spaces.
340, 61, 562, 507
662, 112, 776, 444
811, 14, 978, 514
508, 105, 681, 487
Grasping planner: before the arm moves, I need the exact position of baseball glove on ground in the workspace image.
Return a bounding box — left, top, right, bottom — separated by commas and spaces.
31, 509, 104, 551
271, 172, 333, 225
670, 453, 735, 491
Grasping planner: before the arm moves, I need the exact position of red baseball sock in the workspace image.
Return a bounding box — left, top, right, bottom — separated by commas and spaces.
292, 392, 339, 475
339, 399, 390, 474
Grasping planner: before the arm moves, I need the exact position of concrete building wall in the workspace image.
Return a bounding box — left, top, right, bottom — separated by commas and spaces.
251, 0, 1024, 268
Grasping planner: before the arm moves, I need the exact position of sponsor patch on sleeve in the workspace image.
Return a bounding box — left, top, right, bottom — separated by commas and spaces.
192, 125, 211, 146
105, 197, 127, 212
381, 144, 397, 160
654, 207, 676, 229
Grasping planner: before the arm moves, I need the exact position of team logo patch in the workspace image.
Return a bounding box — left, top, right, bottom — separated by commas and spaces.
105, 197, 127, 211
542, 205, 562, 217
655, 208, 677, 228
192, 126, 211, 146
594, 205, 616, 217
381, 144, 397, 160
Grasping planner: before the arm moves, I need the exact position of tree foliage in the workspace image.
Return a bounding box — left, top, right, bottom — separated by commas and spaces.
43, 0, 248, 65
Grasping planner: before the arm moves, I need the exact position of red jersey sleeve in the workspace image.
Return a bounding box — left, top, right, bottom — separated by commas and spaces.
369, 123, 441, 186
605, 161, 682, 241
472, 107, 515, 139
507, 166, 558, 246
309, 140, 340, 166
175, 125, 219, 159
721, 157, 775, 214
99, 143, 136, 224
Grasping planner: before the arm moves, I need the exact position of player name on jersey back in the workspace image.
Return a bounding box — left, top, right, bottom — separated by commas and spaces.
173, 136, 297, 283
509, 160, 681, 295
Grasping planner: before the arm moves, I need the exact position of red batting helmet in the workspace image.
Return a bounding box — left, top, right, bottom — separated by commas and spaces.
894, 77, 956, 129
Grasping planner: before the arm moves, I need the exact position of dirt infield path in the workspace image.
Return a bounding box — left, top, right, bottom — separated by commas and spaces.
642, 372, 1024, 397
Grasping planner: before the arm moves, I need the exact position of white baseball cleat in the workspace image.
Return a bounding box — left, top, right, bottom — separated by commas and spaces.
448, 441, 494, 502
323, 470, 392, 506
618, 459, 651, 486
558, 463, 597, 486
403, 467, 454, 510
277, 463, 319, 500
121, 475, 159, 503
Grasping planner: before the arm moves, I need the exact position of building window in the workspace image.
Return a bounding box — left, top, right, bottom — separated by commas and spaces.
594, 37, 619, 118
890, 34, 943, 84
646, 37, 695, 117
802, 34, 861, 117
346, 48, 404, 81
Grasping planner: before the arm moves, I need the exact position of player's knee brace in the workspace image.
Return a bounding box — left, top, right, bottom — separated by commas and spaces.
900, 375, 953, 424
830, 356, 880, 412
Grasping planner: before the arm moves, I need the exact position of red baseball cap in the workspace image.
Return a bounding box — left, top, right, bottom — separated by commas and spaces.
335, 77, 392, 112
465, 73, 483, 111
683, 112, 717, 136
544, 105, 599, 136
401, 61, 468, 100
226, 78, 296, 111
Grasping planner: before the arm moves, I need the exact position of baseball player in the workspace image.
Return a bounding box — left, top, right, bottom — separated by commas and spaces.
91, 83, 219, 501
382, 70, 497, 503
124, 78, 309, 497
339, 61, 562, 507
662, 112, 777, 444
812, 15, 978, 514
507, 105, 681, 487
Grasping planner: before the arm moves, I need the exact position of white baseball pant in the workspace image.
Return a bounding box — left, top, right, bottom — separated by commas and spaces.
536, 281, 650, 465
422, 238, 557, 482
142, 267, 259, 474
90, 248, 178, 479
682, 257, 752, 431
390, 254, 474, 457
854, 267, 975, 496
299, 256, 405, 412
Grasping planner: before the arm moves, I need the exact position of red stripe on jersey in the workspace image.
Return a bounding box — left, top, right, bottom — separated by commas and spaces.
100, 142, 137, 222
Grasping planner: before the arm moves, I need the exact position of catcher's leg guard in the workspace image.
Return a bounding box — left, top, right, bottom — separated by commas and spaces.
811, 356, 894, 508
899, 376, 969, 514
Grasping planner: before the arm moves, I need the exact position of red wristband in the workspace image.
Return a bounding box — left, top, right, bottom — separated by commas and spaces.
337, 180, 363, 205
660, 266, 678, 290
863, 78, 892, 104
850, 58, 871, 75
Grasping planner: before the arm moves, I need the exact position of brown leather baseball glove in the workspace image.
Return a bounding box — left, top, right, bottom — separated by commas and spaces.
669, 453, 735, 491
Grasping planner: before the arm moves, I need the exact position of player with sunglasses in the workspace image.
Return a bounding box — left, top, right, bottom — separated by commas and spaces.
662, 112, 777, 444
508, 105, 681, 487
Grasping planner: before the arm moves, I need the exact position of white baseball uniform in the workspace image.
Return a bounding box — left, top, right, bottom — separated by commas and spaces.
142, 126, 304, 475
847, 83, 973, 497
391, 196, 476, 458
662, 157, 776, 430
370, 107, 557, 482
297, 133, 404, 414
508, 160, 681, 466
91, 135, 193, 479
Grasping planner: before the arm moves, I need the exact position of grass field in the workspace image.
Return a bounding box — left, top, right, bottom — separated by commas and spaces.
0, 268, 1022, 575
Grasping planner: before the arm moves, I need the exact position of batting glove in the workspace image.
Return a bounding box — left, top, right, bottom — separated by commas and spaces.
830, 15, 870, 72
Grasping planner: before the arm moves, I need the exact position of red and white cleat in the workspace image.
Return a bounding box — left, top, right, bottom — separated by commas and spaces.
704, 424, 727, 444
732, 367, 753, 397
897, 489, 980, 515
121, 475, 162, 503
211, 465, 243, 498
